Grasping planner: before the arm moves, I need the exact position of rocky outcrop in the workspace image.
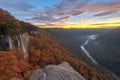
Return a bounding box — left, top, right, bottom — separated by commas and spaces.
11, 77, 20, 80
30, 62, 85, 80
0, 35, 11, 50
19, 33, 30, 58
0, 33, 29, 58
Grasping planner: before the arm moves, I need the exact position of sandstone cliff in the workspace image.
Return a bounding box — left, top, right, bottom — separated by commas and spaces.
0, 33, 30, 58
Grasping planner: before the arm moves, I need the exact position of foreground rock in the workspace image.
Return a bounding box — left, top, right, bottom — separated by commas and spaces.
11, 77, 20, 80
30, 62, 85, 80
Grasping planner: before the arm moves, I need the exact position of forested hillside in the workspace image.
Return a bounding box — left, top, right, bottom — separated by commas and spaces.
28, 30, 115, 80
86, 27, 120, 78
0, 8, 38, 35
42, 28, 108, 63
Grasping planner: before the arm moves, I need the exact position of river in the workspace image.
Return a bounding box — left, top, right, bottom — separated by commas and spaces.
80, 34, 120, 80
80, 35, 98, 64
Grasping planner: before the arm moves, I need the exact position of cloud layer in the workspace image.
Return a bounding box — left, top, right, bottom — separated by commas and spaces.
0, 0, 120, 28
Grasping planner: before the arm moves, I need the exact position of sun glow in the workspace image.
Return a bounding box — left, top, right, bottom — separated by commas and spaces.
38, 19, 120, 29
62, 22, 120, 29
39, 23, 120, 29
40, 19, 120, 28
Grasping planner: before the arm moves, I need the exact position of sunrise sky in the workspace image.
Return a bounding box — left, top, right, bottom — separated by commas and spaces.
0, 0, 120, 28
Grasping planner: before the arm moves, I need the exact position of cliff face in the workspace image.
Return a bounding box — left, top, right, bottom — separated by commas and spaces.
0, 33, 30, 58
19, 33, 30, 58
30, 62, 85, 80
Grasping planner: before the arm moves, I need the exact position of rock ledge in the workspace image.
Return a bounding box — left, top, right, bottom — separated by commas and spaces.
30, 62, 85, 80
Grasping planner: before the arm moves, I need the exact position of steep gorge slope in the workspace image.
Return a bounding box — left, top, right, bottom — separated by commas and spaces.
86, 27, 120, 78
42, 28, 108, 63
28, 30, 116, 80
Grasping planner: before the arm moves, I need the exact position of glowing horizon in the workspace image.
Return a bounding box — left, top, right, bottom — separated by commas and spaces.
38, 20, 120, 28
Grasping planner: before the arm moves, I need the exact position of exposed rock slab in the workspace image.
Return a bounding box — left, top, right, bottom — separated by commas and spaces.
30, 62, 85, 80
